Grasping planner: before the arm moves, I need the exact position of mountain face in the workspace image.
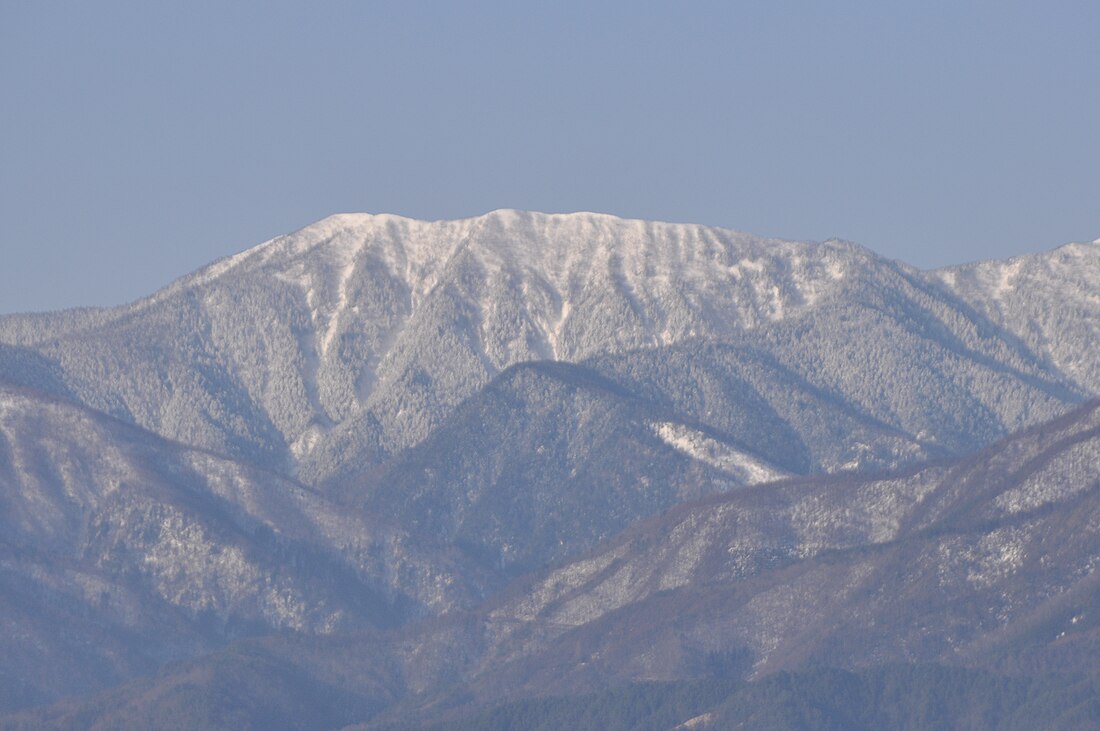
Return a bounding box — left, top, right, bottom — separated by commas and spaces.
0, 212, 1085, 484
936, 238, 1100, 395
14, 399, 1100, 729
0, 380, 407, 710
473, 400, 1100, 693
0, 211, 1098, 724
368, 400, 1100, 721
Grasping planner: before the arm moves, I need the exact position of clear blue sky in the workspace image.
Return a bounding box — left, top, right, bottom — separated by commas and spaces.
2, 1, 1098, 314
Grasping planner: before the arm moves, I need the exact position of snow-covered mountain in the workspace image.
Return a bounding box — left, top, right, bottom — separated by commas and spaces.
1, 211, 1098, 723
17, 399, 1100, 729
0, 211, 1086, 486
0, 379, 407, 708
935, 237, 1100, 394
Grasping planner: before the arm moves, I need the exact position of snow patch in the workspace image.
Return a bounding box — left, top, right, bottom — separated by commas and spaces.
549, 300, 571, 358
321, 255, 360, 355
289, 424, 326, 461
996, 439, 1100, 514
994, 259, 1024, 298
650, 421, 787, 484
193, 247, 261, 286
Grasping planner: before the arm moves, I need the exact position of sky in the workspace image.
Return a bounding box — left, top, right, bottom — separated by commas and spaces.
1, 1, 1098, 314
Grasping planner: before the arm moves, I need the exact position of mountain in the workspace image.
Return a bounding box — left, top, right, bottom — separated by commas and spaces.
12, 399, 1099, 729
422, 667, 1100, 731
0, 212, 1086, 486
0, 380, 412, 711
936, 238, 1100, 395
1, 211, 1098, 724
444, 400, 1100, 709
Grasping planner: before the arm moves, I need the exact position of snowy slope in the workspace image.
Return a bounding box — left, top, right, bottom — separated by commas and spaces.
470, 400, 1100, 693
0, 213, 1097, 721
21, 400, 1100, 728
0, 380, 494, 709
935, 238, 1100, 394
0, 211, 1084, 486
650, 420, 789, 483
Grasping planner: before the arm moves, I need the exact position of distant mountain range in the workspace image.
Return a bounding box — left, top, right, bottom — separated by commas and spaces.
1, 211, 1097, 728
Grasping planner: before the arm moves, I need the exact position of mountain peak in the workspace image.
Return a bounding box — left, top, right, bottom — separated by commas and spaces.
158, 209, 851, 318
2, 208, 1098, 723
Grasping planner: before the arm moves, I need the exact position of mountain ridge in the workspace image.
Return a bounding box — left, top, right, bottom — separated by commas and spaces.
9, 399, 1098, 729
1, 210, 1087, 482
1, 211, 1099, 723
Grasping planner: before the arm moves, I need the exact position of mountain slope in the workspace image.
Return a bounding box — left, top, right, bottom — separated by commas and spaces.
16, 400, 1100, 728
423, 667, 1100, 731
465, 401, 1100, 697
362, 399, 1100, 722
937, 238, 1100, 395
1, 213, 1098, 723
345, 360, 779, 583
0, 382, 413, 711
0, 360, 821, 712
0, 212, 1085, 486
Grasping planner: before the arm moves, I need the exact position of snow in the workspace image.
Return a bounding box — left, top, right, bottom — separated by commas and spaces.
289, 424, 326, 461
995, 438, 1100, 514
320, 253, 360, 355
192, 247, 262, 286
964, 525, 1029, 589
145, 211, 862, 390
994, 259, 1023, 298
272, 266, 306, 287
935, 233, 1100, 393
500, 544, 629, 622
234, 211, 862, 432
51, 208, 1044, 488
650, 421, 788, 484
